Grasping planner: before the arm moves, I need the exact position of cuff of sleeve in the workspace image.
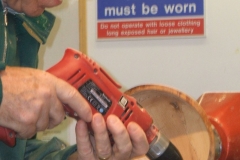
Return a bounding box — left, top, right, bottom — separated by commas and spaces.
0, 62, 5, 105
0, 62, 6, 70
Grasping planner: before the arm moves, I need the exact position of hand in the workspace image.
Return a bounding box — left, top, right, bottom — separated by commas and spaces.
3, 0, 62, 16
69, 113, 149, 160
0, 66, 92, 139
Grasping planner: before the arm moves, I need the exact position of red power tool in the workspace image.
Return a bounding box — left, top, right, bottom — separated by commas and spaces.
0, 48, 182, 160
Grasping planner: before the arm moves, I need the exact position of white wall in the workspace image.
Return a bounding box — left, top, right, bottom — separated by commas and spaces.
86, 0, 240, 99
37, 0, 80, 145
38, 0, 240, 145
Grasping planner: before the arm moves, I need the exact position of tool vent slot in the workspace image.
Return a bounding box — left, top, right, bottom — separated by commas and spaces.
120, 106, 133, 123
67, 70, 86, 85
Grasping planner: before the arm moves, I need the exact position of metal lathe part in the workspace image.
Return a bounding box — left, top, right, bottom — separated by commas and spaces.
146, 132, 169, 159
146, 132, 183, 160
211, 125, 222, 160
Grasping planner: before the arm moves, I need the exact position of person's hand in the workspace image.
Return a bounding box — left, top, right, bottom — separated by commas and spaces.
0, 66, 92, 139
3, 0, 62, 16
69, 113, 149, 160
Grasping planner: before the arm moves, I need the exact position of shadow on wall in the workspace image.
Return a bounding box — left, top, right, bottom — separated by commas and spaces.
38, 0, 70, 69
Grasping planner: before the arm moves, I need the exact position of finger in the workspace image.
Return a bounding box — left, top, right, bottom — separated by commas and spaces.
54, 77, 92, 122
92, 113, 112, 159
106, 115, 132, 159
16, 119, 37, 139
6, 0, 62, 16
76, 120, 95, 160
47, 98, 65, 129
33, 85, 65, 130
21, 0, 45, 16
38, 0, 63, 8
127, 122, 149, 158
35, 105, 50, 131
16, 127, 36, 139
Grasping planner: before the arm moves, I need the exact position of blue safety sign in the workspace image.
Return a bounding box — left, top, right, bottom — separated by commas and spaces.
98, 0, 204, 19
97, 0, 205, 39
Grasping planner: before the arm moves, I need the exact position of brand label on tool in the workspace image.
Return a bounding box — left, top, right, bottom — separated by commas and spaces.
79, 80, 112, 115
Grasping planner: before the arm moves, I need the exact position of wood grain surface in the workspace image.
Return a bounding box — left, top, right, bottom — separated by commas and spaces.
125, 85, 215, 160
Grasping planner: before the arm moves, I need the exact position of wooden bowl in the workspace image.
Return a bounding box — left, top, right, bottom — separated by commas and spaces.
125, 85, 215, 160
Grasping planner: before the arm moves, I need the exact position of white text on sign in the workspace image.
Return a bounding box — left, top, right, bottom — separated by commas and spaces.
104, 3, 197, 16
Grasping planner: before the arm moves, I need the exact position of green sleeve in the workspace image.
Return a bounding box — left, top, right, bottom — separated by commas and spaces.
24, 137, 77, 160
0, 137, 76, 160
0, 62, 6, 70
0, 61, 5, 104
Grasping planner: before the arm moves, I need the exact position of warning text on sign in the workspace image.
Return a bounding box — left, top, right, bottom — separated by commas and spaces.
97, 18, 204, 38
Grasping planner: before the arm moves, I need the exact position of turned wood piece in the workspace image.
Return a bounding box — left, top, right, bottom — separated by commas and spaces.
125, 85, 215, 160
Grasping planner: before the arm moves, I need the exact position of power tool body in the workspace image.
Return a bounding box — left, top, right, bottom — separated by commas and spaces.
0, 48, 182, 160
